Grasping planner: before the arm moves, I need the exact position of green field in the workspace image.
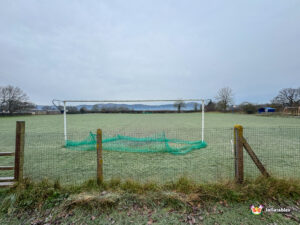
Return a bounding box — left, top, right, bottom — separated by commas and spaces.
1, 112, 300, 133
0, 113, 299, 185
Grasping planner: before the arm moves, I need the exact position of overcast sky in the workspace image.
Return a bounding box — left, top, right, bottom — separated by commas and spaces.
0, 0, 299, 105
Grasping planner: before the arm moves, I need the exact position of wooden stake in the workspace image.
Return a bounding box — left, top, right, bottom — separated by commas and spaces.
242, 137, 270, 177
97, 129, 103, 184
234, 125, 244, 184
14, 121, 25, 182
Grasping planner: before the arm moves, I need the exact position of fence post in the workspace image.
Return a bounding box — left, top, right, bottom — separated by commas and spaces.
234, 125, 244, 184
242, 137, 270, 178
97, 129, 103, 184
15, 121, 25, 183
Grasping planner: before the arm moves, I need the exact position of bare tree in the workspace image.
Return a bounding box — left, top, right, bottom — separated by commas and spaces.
0, 85, 34, 114
215, 87, 234, 112
272, 88, 300, 107
174, 100, 186, 113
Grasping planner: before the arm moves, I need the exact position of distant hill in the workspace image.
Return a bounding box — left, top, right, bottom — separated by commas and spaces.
37, 102, 200, 111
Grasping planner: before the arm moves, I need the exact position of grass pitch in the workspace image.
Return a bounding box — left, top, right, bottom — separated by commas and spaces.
0, 113, 299, 185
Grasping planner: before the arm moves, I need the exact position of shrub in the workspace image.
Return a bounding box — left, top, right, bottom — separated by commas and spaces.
240, 102, 257, 114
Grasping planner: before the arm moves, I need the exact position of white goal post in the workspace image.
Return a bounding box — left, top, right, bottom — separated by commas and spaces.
52, 99, 206, 142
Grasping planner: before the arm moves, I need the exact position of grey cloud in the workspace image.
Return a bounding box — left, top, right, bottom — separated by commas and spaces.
0, 0, 299, 104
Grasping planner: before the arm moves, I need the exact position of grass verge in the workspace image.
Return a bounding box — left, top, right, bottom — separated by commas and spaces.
0, 177, 299, 224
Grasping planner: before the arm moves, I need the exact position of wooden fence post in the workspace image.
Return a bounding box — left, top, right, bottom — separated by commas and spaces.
97, 129, 103, 184
242, 137, 270, 178
234, 125, 244, 184
15, 121, 25, 183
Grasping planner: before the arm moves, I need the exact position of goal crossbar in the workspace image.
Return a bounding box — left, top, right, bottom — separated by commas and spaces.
52, 99, 205, 143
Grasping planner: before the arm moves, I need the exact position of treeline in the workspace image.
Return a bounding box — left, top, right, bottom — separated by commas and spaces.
66, 106, 134, 114
1, 85, 299, 116
205, 100, 282, 114
207, 87, 300, 114
66, 106, 204, 114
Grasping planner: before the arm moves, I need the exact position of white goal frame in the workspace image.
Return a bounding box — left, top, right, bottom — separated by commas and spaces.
52, 99, 206, 142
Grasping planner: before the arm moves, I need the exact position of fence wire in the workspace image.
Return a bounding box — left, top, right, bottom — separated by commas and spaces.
0, 127, 299, 185
243, 127, 300, 179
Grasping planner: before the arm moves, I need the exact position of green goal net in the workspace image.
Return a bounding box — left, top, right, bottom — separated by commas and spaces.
65, 132, 207, 155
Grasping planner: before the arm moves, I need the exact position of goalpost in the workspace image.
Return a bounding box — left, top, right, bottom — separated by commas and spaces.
52, 99, 206, 142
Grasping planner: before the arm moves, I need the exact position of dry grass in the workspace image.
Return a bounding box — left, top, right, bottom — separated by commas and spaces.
0, 177, 300, 224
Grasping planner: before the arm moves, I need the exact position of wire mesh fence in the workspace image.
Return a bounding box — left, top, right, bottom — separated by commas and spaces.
0, 126, 299, 185
243, 127, 300, 180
